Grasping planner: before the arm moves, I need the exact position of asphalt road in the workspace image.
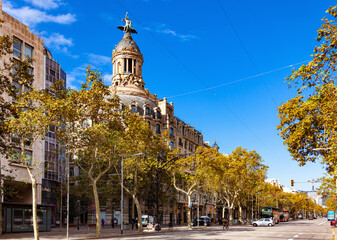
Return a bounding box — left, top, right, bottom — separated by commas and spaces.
121, 218, 332, 240
1, 218, 333, 240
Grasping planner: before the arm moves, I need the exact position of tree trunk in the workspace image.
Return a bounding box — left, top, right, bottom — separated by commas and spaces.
187, 194, 192, 230
239, 205, 242, 222
228, 206, 233, 222
222, 206, 226, 219
0, 161, 2, 235
133, 196, 143, 232
30, 174, 39, 240
92, 181, 101, 237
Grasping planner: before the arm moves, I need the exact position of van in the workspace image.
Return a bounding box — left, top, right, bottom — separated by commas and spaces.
142, 215, 154, 227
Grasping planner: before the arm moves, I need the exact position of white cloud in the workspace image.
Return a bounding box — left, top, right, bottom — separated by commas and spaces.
42, 32, 73, 53
87, 54, 111, 66
24, 0, 62, 10
144, 23, 197, 41
3, 0, 76, 27
103, 73, 113, 85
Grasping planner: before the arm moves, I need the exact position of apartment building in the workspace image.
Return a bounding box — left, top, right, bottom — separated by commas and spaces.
0, 4, 66, 232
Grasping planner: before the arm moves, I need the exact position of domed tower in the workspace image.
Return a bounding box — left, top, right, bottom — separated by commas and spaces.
111, 13, 147, 98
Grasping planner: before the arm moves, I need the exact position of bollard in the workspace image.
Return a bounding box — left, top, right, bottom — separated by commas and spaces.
332, 228, 335, 240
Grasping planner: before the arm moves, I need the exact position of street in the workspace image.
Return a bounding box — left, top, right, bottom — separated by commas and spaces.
121, 218, 331, 240
0, 218, 332, 240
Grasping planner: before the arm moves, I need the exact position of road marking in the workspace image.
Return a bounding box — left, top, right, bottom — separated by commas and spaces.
288, 239, 293, 240
299, 233, 303, 235
318, 221, 326, 225
294, 235, 298, 237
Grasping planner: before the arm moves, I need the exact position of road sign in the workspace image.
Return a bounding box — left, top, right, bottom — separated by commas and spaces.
328, 211, 335, 221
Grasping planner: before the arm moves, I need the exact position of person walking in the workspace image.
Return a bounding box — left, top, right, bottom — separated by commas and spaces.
135, 217, 138, 230
112, 218, 115, 228
101, 218, 105, 228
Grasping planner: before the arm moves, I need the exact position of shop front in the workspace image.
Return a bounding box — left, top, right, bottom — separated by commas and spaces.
2, 203, 52, 233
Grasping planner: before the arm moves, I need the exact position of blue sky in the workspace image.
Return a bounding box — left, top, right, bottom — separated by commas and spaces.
4, 0, 334, 191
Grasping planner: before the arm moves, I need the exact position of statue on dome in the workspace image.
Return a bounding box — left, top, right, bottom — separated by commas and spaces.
117, 12, 137, 34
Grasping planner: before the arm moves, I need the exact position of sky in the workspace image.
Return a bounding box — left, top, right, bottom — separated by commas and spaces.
3, 0, 335, 191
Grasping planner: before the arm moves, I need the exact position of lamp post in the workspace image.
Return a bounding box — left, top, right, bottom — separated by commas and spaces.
120, 153, 143, 235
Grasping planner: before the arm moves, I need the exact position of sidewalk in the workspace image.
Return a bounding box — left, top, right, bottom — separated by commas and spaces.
0, 224, 210, 240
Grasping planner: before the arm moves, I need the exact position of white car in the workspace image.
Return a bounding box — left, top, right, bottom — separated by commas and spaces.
252, 218, 274, 227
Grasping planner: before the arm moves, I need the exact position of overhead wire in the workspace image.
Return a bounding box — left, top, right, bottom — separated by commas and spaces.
217, 0, 279, 106
113, 0, 289, 157
167, 60, 309, 99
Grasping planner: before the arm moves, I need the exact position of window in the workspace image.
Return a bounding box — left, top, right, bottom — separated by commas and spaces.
145, 107, 150, 115
169, 141, 174, 148
198, 136, 200, 144
179, 138, 183, 146
156, 124, 161, 134
25, 44, 33, 59
156, 111, 161, 119
170, 127, 174, 136
50, 69, 56, 77
13, 37, 22, 58
182, 126, 185, 135
131, 105, 136, 113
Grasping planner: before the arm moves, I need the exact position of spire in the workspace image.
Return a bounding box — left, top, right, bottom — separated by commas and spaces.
117, 12, 137, 34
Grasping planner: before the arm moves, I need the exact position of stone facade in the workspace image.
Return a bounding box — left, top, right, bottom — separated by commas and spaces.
0, 4, 66, 231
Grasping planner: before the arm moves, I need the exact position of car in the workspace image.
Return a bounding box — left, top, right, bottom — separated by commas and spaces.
308, 215, 314, 220
331, 219, 337, 227
252, 218, 275, 227
193, 216, 211, 226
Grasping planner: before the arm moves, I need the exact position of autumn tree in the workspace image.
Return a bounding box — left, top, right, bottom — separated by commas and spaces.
278, 6, 337, 169
171, 152, 200, 230
196, 147, 267, 222
117, 114, 171, 232
6, 57, 51, 240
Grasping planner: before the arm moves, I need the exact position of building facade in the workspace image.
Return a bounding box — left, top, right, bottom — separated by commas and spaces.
0, 4, 66, 232
108, 14, 215, 225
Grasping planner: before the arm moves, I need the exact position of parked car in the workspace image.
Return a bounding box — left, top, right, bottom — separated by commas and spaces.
252, 218, 275, 227
330, 219, 337, 227
193, 216, 211, 226
308, 215, 314, 220
141, 215, 154, 227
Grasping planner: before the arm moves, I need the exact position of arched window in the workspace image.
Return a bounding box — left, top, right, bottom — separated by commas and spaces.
131, 105, 136, 113
156, 124, 161, 134
170, 127, 174, 136
157, 111, 161, 119
145, 107, 150, 116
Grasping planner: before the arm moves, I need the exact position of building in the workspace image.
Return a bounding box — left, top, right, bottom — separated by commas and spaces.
0, 3, 66, 232
109, 13, 212, 225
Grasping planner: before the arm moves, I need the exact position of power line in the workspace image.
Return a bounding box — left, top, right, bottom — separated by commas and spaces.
113, 0, 285, 159
217, 0, 279, 106
167, 60, 309, 99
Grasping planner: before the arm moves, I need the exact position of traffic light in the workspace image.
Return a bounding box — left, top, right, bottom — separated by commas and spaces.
291, 180, 294, 187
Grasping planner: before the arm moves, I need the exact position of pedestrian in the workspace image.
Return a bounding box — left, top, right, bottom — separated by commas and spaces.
114, 218, 118, 228
112, 218, 115, 228
135, 217, 138, 230
101, 218, 105, 228
131, 218, 134, 229
77, 222, 80, 230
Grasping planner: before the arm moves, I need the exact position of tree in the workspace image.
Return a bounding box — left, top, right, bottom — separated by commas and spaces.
171, 153, 200, 230
45, 67, 123, 237
277, 6, 337, 169
0, 21, 17, 234
7, 57, 50, 240
197, 147, 267, 222
117, 113, 170, 232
